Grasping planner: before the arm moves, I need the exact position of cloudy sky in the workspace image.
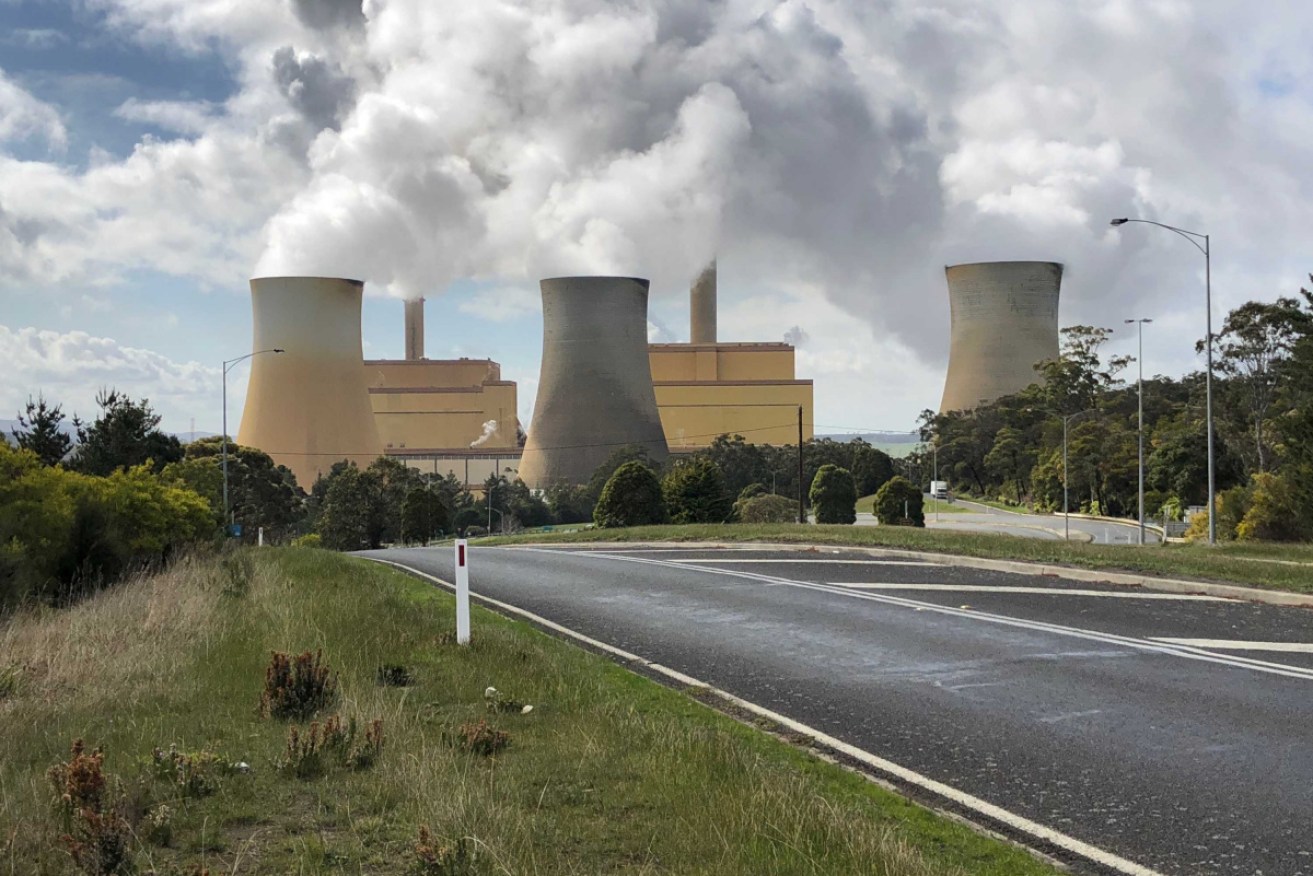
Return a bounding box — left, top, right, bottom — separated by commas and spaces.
2, 0, 1310, 438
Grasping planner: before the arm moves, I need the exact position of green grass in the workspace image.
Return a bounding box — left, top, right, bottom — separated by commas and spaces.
481, 524, 1313, 593
956, 497, 1029, 514
856, 496, 969, 515
0, 548, 1057, 875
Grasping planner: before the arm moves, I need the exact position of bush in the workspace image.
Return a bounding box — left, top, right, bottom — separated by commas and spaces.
414, 828, 478, 876
279, 716, 385, 778
736, 494, 798, 524
260, 650, 339, 720
1185, 484, 1251, 542
455, 719, 510, 757
48, 740, 133, 876
401, 487, 449, 543
809, 464, 857, 525
291, 533, 323, 548
1238, 473, 1307, 541
594, 461, 667, 528
873, 476, 924, 527
662, 458, 734, 524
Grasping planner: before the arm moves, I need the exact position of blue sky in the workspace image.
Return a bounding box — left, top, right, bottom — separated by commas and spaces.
2, 0, 1311, 437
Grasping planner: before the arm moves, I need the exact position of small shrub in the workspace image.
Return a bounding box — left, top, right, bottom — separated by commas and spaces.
736, 493, 797, 524
279, 716, 384, 778
148, 746, 222, 798
662, 458, 734, 524
484, 686, 532, 714
455, 720, 510, 757
47, 740, 133, 876
260, 650, 339, 720
873, 476, 924, 527
218, 551, 254, 597
594, 461, 666, 528
413, 827, 478, 876
142, 804, 174, 847
809, 464, 857, 525
376, 663, 414, 687
291, 533, 323, 548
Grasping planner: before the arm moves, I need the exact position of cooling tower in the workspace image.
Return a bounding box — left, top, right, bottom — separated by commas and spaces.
518, 276, 670, 487
404, 297, 424, 360
939, 261, 1062, 412
690, 260, 717, 343
238, 276, 383, 489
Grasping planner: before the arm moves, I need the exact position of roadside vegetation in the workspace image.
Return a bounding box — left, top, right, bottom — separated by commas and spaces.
482, 523, 1313, 593
0, 548, 1056, 875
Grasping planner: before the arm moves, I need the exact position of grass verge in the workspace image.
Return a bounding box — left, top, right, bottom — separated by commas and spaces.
0, 548, 1056, 875
481, 524, 1313, 593
856, 496, 970, 515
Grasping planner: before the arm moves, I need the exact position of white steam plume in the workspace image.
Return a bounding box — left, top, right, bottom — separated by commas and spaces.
469, 419, 498, 448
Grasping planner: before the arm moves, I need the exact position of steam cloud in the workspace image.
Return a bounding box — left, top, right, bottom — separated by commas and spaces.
469, 419, 498, 448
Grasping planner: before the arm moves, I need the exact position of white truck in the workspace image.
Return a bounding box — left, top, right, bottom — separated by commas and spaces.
929, 481, 950, 500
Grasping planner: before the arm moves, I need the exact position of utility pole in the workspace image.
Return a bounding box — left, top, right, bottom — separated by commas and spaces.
797, 406, 805, 524
1125, 318, 1153, 545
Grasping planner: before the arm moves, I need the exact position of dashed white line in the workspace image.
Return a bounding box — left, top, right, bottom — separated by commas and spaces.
828, 583, 1226, 600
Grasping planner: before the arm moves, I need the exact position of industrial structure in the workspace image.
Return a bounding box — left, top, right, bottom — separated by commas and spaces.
939, 261, 1062, 412
518, 276, 670, 488
237, 276, 383, 489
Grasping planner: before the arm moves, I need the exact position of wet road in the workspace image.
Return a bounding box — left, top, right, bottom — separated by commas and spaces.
362, 544, 1313, 876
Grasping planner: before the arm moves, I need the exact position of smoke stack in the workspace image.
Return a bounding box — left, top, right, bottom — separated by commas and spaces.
404, 297, 425, 360
518, 276, 670, 487
237, 276, 383, 489
690, 260, 717, 344
939, 261, 1062, 412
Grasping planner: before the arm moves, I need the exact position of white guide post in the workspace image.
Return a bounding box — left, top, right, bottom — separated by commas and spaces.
455, 539, 470, 644
258, 527, 264, 547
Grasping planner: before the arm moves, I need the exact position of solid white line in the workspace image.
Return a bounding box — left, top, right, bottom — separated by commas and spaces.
1151, 638, 1313, 653
554, 550, 1313, 682
363, 556, 1168, 876
828, 583, 1226, 600
667, 558, 940, 567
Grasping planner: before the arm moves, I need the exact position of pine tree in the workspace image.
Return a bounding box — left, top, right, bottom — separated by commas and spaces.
11, 395, 72, 466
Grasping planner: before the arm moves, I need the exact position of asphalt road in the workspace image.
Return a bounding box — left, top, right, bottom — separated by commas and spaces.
361, 544, 1313, 876
920, 500, 1164, 544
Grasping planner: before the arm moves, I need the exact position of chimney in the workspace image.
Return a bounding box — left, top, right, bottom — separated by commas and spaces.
404, 298, 425, 360
690, 260, 716, 344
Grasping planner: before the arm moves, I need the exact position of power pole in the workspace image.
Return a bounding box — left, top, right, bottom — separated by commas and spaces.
797, 405, 805, 524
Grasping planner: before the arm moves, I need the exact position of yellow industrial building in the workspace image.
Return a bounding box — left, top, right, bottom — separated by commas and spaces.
365, 265, 814, 486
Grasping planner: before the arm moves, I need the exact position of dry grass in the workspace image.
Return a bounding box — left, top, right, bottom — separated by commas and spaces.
0, 549, 1056, 875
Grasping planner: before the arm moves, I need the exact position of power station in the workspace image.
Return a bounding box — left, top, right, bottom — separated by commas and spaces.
939, 261, 1062, 412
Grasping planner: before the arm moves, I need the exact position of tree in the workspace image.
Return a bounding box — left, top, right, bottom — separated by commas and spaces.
697, 434, 772, 498
1203, 298, 1308, 474
594, 461, 666, 528
586, 445, 659, 502
663, 458, 734, 524
11, 395, 72, 466
809, 464, 856, 525
168, 437, 304, 541
401, 487, 449, 543
544, 481, 593, 524
1035, 325, 1131, 414
984, 425, 1033, 503
316, 464, 378, 550
849, 440, 895, 497
71, 389, 183, 475
873, 476, 924, 527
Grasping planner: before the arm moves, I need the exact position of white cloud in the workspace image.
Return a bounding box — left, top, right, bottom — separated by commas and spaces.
456, 285, 540, 323
114, 98, 218, 136
0, 324, 221, 433
0, 69, 67, 150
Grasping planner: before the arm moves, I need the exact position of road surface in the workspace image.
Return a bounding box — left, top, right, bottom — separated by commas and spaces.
362, 544, 1313, 876
879, 498, 1165, 544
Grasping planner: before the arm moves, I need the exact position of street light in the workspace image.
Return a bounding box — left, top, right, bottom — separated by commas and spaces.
1125, 318, 1153, 545
1061, 409, 1099, 541
1111, 217, 1215, 544
222, 348, 284, 535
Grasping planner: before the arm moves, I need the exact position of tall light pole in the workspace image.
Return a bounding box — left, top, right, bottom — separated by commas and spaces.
1061, 409, 1098, 541
1125, 318, 1153, 545
1111, 217, 1215, 544
222, 348, 284, 535
932, 439, 939, 522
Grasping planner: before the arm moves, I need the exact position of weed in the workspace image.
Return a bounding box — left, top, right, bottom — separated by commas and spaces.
412, 826, 479, 876
482, 686, 531, 714
260, 649, 339, 720
453, 720, 509, 757
376, 663, 414, 687
279, 715, 385, 778
218, 551, 254, 598
0, 662, 21, 699
147, 745, 223, 798
47, 740, 134, 876
141, 804, 173, 847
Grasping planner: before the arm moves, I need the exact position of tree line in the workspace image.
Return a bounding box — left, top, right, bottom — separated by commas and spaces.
915, 278, 1313, 541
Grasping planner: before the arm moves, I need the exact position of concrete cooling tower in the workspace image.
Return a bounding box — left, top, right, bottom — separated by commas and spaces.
939, 261, 1062, 413
238, 276, 383, 489
518, 276, 670, 487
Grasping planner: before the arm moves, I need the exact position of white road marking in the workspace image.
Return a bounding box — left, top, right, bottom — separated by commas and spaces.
828, 583, 1226, 600
666, 558, 940, 567
1039, 709, 1104, 724
364, 556, 1169, 876
549, 550, 1313, 682
1151, 638, 1313, 653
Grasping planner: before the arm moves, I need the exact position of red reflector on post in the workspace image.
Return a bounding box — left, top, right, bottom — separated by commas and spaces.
458, 544, 466, 567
